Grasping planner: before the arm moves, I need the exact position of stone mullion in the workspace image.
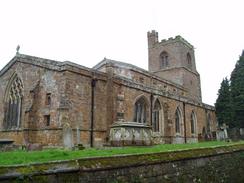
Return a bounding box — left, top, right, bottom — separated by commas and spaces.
13, 99, 17, 127
6, 101, 11, 129
152, 111, 155, 131
133, 105, 137, 122
9, 101, 14, 129
14, 99, 19, 127
17, 97, 22, 128
156, 111, 159, 132
143, 105, 146, 123
141, 104, 144, 123
136, 104, 140, 122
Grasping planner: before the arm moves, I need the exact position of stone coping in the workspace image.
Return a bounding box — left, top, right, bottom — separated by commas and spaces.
0, 143, 244, 179
111, 122, 151, 128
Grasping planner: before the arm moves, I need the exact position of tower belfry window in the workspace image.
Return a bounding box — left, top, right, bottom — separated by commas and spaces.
160, 51, 169, 69
187, 53, 192, 69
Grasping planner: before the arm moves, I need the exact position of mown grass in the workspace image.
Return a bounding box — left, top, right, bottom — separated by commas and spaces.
0, 141, 243, 166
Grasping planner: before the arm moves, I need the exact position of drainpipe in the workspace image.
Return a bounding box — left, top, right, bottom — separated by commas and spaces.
90, 78, 96, 147
183, 102, 187, 143
150, 94, 153, 126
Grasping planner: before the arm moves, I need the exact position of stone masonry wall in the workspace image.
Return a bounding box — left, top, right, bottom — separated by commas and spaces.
113, 73, 216, 144
0, 61, 66, 145
0, 56, 109, 147
0, 144, 244, 183
0, 53, 216, 147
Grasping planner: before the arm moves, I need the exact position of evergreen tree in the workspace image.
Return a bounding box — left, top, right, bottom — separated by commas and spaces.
215, 77, 232, 126
230, 50, 244, 127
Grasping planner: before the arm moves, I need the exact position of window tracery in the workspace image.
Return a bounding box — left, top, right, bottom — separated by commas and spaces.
134, 97, 148, 123
152, 99, 161, 132
4, 75, 23, 129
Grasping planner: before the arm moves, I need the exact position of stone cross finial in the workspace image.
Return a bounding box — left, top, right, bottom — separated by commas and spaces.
16, 45, 20, 55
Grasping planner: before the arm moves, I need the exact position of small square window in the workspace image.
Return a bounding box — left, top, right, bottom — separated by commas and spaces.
44, 115, 51, 126
139, 77, 144, 83
46, 93, 51, 105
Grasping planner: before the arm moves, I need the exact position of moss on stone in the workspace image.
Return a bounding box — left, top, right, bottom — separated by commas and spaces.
1, 143, 244, 182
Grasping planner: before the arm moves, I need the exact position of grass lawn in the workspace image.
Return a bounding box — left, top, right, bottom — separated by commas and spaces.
0, 141, 243, 166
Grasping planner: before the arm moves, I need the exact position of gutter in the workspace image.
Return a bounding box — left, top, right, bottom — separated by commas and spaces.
90, 78, 96, 147
150, 94, 153, 126
183, 102, 187, 143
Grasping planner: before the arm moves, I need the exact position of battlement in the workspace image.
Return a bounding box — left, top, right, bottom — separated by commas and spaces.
147, 30, 158, 37
160, 35, 194, 49
147, 30, 201, 102
148, 30, 194, 49
147, 30, 159, 46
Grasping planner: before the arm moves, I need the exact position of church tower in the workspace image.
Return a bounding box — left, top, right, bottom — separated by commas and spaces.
147, 30, 202, 102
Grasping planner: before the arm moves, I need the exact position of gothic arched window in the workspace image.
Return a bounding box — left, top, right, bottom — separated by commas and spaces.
187, 53, 192, 69
134, 96, 148, 123
3, 75, 23, 129
160, 51, 169, 69
152, 99, 161, 132
175, 107, 182, 133
190, 111, 197, 134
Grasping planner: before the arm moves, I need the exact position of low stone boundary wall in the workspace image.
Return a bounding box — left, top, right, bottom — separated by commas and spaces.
1, 144, 244, 182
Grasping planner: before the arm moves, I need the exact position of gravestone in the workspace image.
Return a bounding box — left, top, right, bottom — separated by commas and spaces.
217, 123, 229, 141
63, 122, 74, 149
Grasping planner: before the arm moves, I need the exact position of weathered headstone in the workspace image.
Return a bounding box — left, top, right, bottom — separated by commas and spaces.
216, 123, 229, 141
62, 120, 74, 149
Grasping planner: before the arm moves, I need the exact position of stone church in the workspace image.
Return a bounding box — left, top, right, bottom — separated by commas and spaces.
0, 31, 216, 148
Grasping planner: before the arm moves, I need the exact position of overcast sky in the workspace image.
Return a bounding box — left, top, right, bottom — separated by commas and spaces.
0, 0, 243, 105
